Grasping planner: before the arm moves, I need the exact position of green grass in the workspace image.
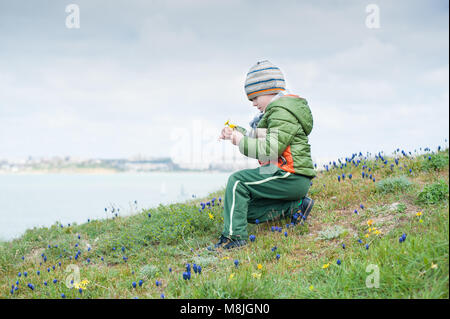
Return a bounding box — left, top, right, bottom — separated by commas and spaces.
1, 148, 448, 299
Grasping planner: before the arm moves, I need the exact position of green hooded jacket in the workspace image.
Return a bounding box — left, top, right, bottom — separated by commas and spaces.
237, 95, 316, 178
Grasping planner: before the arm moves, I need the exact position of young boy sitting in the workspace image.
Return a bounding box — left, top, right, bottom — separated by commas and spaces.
217, 60, 316, 249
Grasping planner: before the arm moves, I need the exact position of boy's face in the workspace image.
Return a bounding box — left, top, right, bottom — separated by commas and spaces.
251, 94, 276, 113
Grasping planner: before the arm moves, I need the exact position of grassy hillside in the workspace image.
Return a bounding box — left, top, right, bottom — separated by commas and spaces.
1, 147, 448, 299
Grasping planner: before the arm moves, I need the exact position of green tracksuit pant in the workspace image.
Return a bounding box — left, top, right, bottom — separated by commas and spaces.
222, 164, 313, 240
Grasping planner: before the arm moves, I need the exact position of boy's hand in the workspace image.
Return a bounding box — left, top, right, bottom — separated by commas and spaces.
219, 126, 233, 140
231, 130, 244, 146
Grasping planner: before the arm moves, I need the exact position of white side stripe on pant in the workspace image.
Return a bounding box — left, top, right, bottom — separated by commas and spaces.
229, 171, 291, 237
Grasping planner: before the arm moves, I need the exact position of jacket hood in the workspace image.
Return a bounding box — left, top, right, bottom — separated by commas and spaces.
267, 96, 313, 136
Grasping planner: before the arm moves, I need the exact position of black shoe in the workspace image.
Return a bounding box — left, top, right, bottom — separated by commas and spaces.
292, 197, 314, 225
214, 235, 229, 248
223, 239, 247, 250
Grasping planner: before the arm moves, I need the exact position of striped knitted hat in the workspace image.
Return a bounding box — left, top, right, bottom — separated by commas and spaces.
244, 60, 286, 101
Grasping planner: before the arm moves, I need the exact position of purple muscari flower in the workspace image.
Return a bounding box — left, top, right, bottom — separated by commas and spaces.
255, 219, 259, 224
88, 247, 91, 252
16, 281, 19, 285
53, 279, 57, 284
132, 281, 137, 288
234, 260, 239, 267
58, 262, 61, 267
48, 245, 51, 248
284, 231, 288, 237
342, 243, 346, 249
75, 243, 79, 247
360, 204, 364, 209
186, 263, 191, 273
101, 257, 104, 261
37, 270, 40, 276
24, 272, 27, 277
112, 247, 116, 251
122, 256, 128, 262
365, 244, 370, 250
349, 174, 352, 180
354, 209, 358, 215
21, 256, 25, 260
182, 272, 189, 280
337, 175, 341, 182
44, 281, 47, 286
271, 246, 277, 252
219, 197, 222, 202
342, 174, 345, 180
87, 258, 90, 263
401, 233, 407, 241
47, 268, 51, 272
61, 293, 66, 298
121, 246, 125, 252
52, 265, 55, 270
139, 280, 143, 287
197, 266, 202, 274
337, 259, 341, 265
148, 213, 151, 218
155, 280, 160, 287
278, 227, 282, 233
276, 254, 280, 260
362, 172, 365, 178
357, 239, 363, 244
399, 237, 404, 243
249, 235, 256, 242
27, 283, 34, 290
373, 178, 376, 182
193, 264, 198, 273
79, 288, 83, 294
169, 267, 172, 273
161, 293, 165, 299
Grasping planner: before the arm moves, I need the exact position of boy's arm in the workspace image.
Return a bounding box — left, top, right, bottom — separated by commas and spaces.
238, 108, 299, 161
234, 125, 247, 136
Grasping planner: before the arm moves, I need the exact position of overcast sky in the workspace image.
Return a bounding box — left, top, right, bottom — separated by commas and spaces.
0, 0, 448, 166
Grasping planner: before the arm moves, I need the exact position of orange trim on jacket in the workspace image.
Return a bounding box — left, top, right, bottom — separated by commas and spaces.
277, 145, 295, 173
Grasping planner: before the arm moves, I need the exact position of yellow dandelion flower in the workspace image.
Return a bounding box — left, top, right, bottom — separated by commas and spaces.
228, 273, 235, 281
309, 285, 314, 291
322, 263, 330, 269
374, 230, 381, 235
252, 272, 261, 279
367, 219, 374, 226
416, 211, 422, 217
368, 227, 372, 232
221, 256, 230, 260
419, 219, 424, 223
365, 234, 370, 238
257, 264, 263, 270
208, 212, 214, 220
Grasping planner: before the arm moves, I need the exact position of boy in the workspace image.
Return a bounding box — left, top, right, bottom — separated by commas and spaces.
217, 60, 316, 249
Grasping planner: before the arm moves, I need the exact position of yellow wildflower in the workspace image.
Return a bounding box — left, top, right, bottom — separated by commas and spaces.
374, 230, 381, 235
365, 234, 370, 238
309, 285, 314, 291
221, 256, 230, 260
252, 272, 261, 279
228, 273, 235, 281
416, 211, 422, 217
367, 219, 374, 226
419, 219, 424, 223
257, 264, 263, 270
368, 227, 372, 232
322, 263, 330, 269
74, 279, 90, 290
208, 212, 214, 220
